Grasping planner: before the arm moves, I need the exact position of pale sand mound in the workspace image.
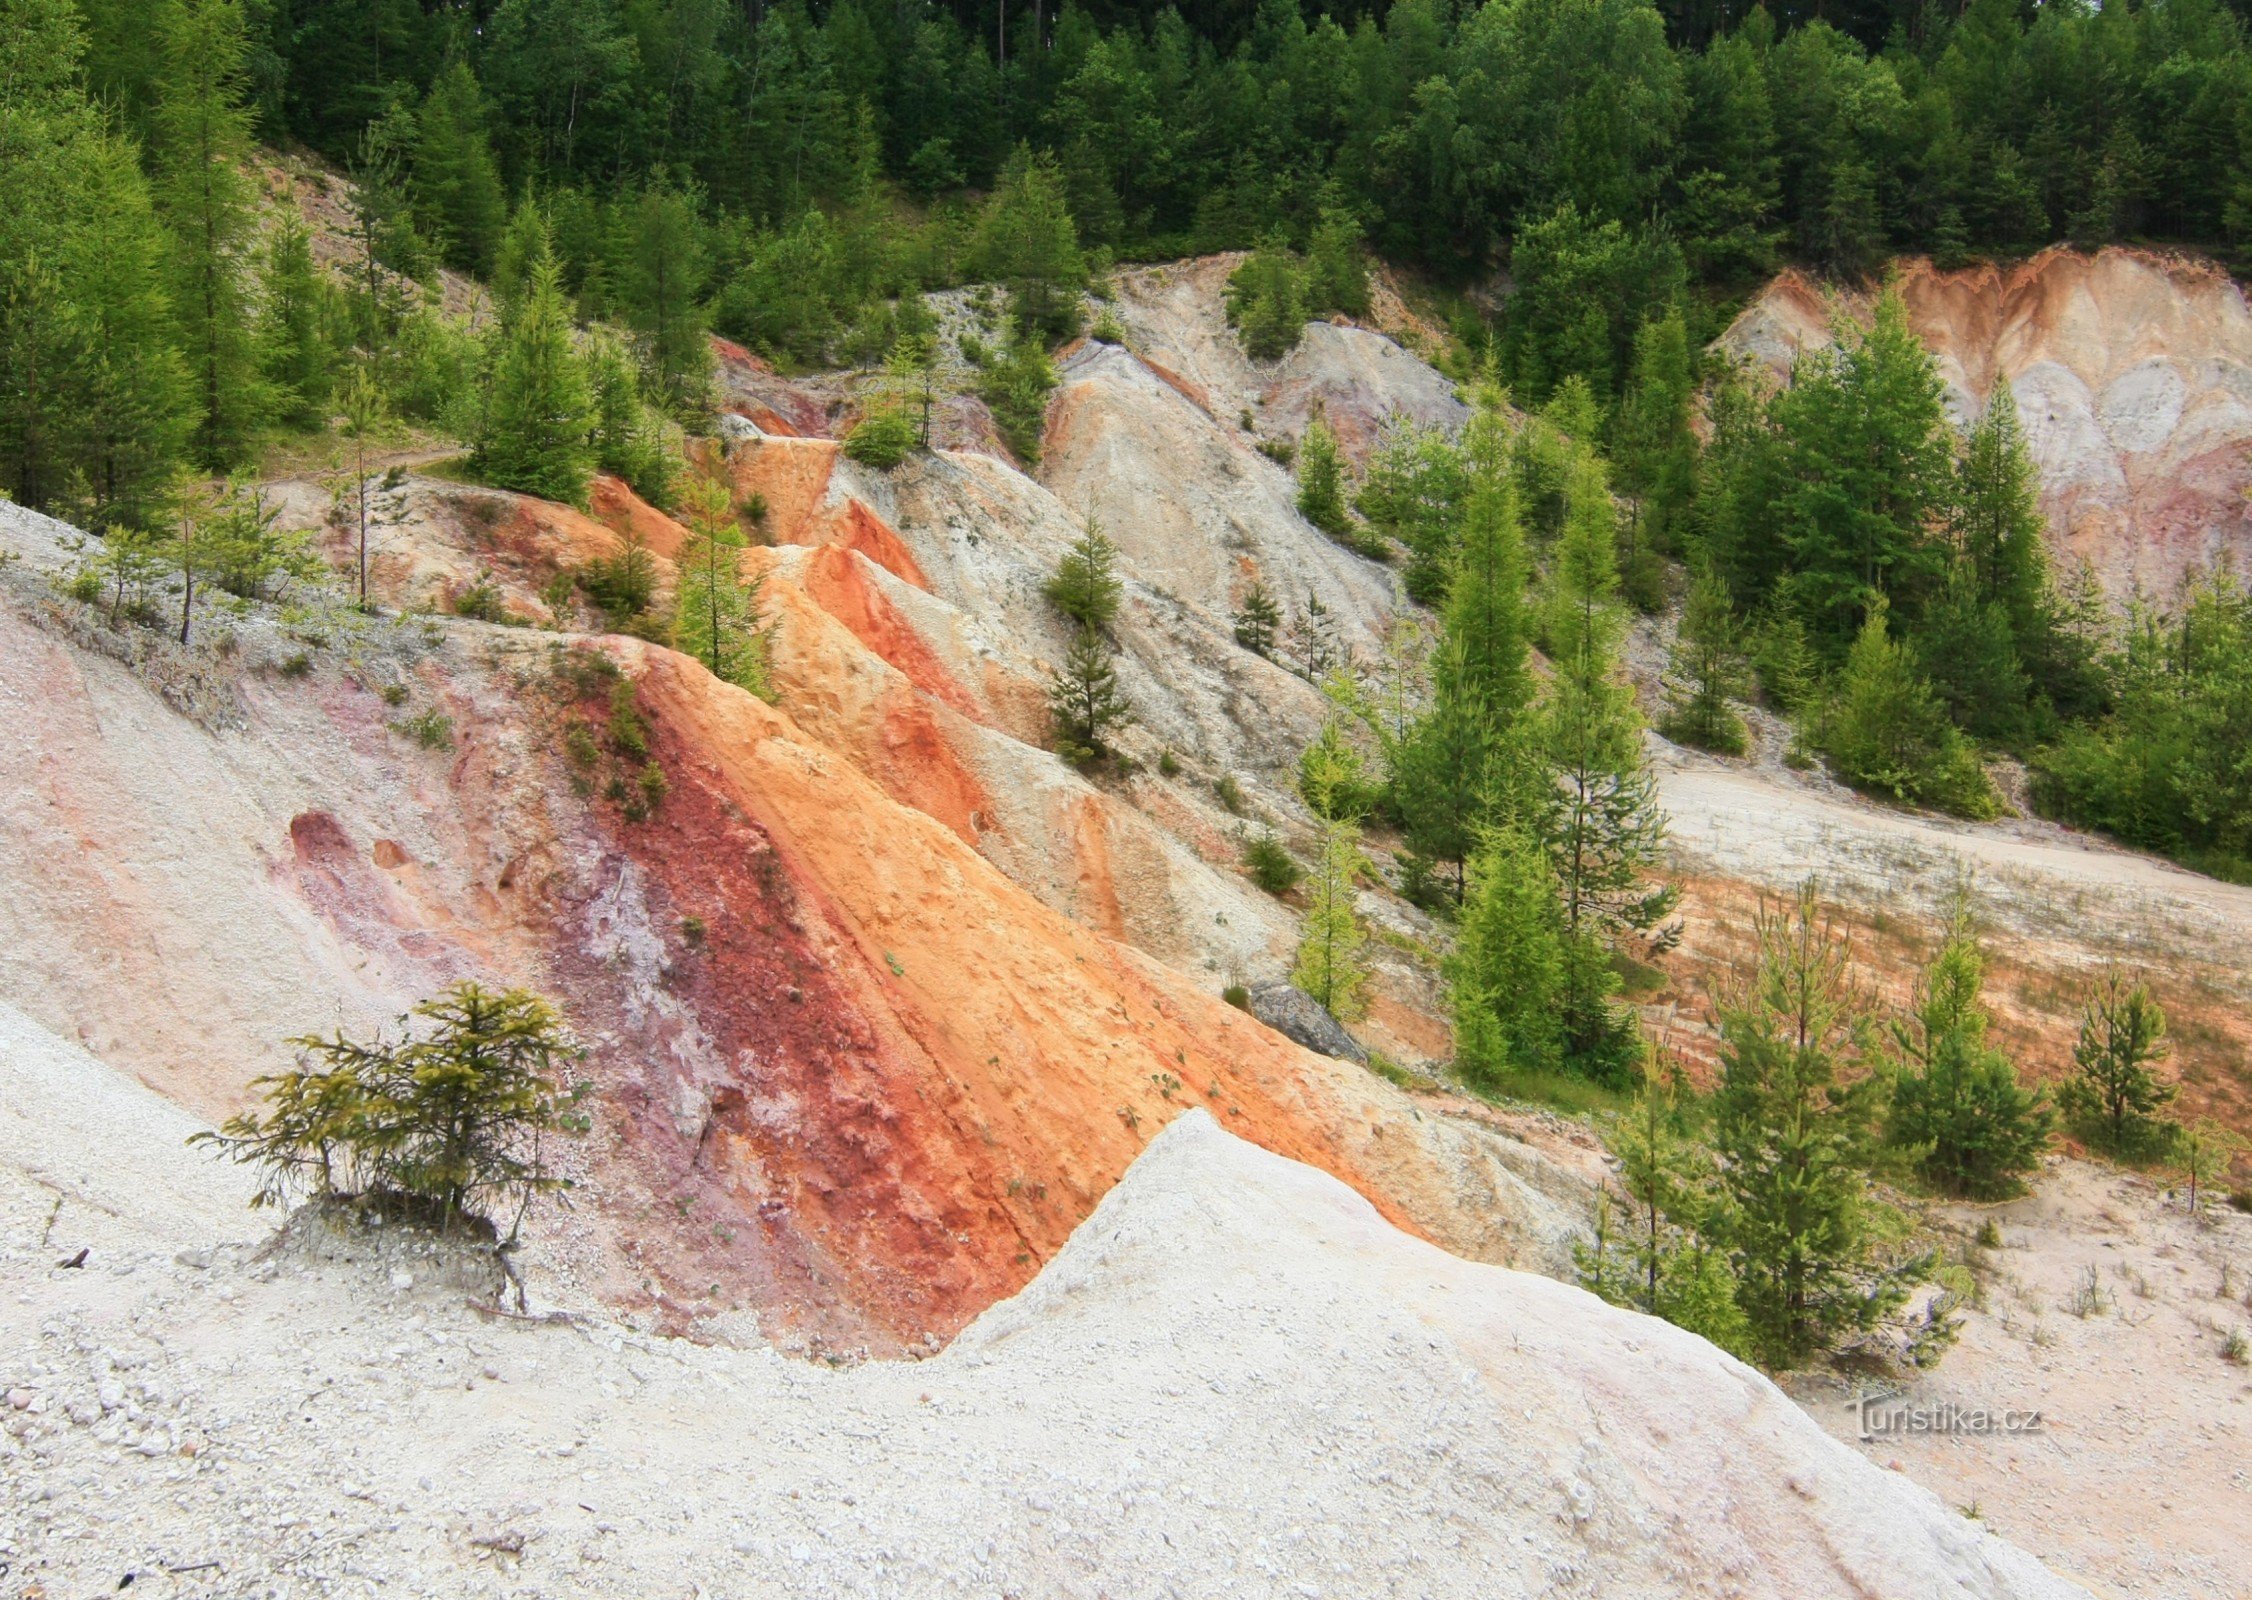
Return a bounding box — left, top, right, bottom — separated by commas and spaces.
0, 1086, 2079, 1598
1718, 247, 2252, 598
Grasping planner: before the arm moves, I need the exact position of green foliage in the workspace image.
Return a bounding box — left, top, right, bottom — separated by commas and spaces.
1298, 721, 1375, 823
1884, 894, 2053, 1199
844, 405, 918, 469
1045, 522, 1123, 630
1232, 581, 1280, 656
673, 466, 774, 701
474, 244, 593, 506
1242, 831, 1302, 896
1295, 411, 1352, 542
577, 527, 659, 632
1814, 600, 1999, 818
1357, 419, 1467, 607
1535, 447, 1675, 1083
2058, 974, 2179, 1161
192, 982, 580, 1234
1449, 825, 1566, 1086
1660, 565, 1751, 756
1396, 386, 1532, 893
1575, 1062, 1754, 1361
617, 180, 713, 422
1225, 237, 1306, 361
2034, 570, 2252, 878
584, 330, 677, 508
1713, 886, 1918, 1369
257, 216, 337, 432
149, 0, 266, 469
1049, 623, 1131, 766
1502, 202, 1684, 407
412, 60, 506, 277
1292, 819, 1368, 1022
974, 146, 1086, 346
978, 335, 1056, 467
1303, 208, 1369, 320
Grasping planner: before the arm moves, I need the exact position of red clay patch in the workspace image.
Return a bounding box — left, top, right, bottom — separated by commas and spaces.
797, 546, 978, 719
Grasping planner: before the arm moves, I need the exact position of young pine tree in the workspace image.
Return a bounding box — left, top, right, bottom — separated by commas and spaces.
1575, 1055, 1755, 1360
1714, 885, 1915, 1368
475, 247, 594, 507
1226, 236, 1306, 361
1447, 825, 1565, 1085
1397, 388, 1533, 894
673, 466, 774, 700
1611, 309, 1698, 609
1537, 449, 1677, 1082
1046, 521, 1123, 630
1660, 565, 1752, 755
1296, 410, 1353, 542
1884, 892, 2054, 1198
412, 61, 507, 277
1048, 623, 1132, 766
148, 0, 267, 468
2058, 974, 2178, 1160
257, 215, 335, 433
1815, 598, 1998, 818
619, 181, 713, 422
974, 146, 1086, 346
1233, 582, 1281, 656
1293, 819, 1369, 1022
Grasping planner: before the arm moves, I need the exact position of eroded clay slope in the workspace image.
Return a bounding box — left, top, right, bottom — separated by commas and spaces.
0, 499, 1595, 1356
1722, 248, 2252, 597
0, 1058, 2082, 1598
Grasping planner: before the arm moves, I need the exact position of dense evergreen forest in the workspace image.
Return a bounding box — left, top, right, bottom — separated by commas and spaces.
4, 0, 2252, 895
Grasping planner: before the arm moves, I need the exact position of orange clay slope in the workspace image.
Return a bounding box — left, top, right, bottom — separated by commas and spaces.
1720, 246, 2252, 598
560, 637, 1585, 1352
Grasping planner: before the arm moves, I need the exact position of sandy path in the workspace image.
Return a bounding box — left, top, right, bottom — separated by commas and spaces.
1657, 748, 2252, 978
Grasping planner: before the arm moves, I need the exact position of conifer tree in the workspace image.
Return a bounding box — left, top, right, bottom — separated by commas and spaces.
1046, 521, 1122, 629
1293, 818, 1369, 1021
1885, 890, 2053, 1198
1048, 622, 1131, 765
1447, 825, 1565, 1084
2059, 974, 2177, 1159
585, 330, 677, 507
412, 61, 506, 277
258, 215, 334, 432
334, 363, 405, 610
619, 181, 713, 421
1233, 581, 1280, 656
1297, 720, 1372, 822
475, 246, 594, 507
674, 465, 773, 700
1715, 885, 1915, 1368
1574, 1053, 1755, 1360
1303, 207, 1369, 319
974, 145, 1086, 346
1537, 449, 1676, 1081
148, 0, 266, 468
1611, 308, 1697, 608
1296, 409, 1352, 541
1226, 235, 1306, 360
1397, 388, 1533, 893
1815, 598, 1998, 817
1357, 418, 1467, 605
1660, 564, 1752, 755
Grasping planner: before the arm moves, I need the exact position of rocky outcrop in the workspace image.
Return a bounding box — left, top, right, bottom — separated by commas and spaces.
1247, 981, 1368, 1063
1719, 247, 2252, 599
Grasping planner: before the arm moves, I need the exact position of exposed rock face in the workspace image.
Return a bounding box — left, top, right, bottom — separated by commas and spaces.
1719, 248, 2252, 598
0, 484, 1598, 1354
1247, 981, 1369, 1063
0, 1059, 2082, 1597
